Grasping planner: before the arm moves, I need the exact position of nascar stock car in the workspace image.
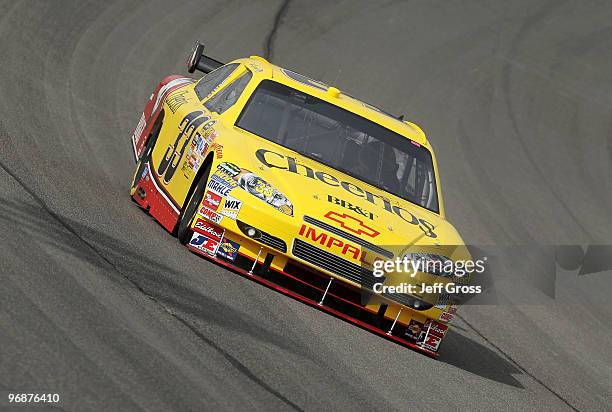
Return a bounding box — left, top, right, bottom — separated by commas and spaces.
129, 42, 472, 357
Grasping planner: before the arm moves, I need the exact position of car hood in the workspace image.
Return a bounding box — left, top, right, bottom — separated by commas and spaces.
218, 126, 466, 258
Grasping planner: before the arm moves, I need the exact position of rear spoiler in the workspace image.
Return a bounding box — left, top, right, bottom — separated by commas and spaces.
187, 41, 224, 74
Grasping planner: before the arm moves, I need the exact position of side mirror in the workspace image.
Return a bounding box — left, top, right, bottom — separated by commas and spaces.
187, 41, 224, 74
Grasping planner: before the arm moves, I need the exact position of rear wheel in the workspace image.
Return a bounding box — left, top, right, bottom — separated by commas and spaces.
177, 162, 212, 244
130, 114, 163, 193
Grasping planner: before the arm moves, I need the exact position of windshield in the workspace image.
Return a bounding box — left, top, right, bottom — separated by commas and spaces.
236, 80, 439, 213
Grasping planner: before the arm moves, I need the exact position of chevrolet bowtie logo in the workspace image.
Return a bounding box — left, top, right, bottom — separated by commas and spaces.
324, 211, 380, 238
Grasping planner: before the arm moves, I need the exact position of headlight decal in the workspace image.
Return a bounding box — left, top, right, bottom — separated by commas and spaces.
402, 253, 455, 277
208, 162, 294, 217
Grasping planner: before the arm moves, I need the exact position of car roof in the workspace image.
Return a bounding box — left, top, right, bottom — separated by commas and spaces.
231, 56, 430, 147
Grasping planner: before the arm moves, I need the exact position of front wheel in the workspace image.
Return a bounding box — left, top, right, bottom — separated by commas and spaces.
177, 162, 212, 244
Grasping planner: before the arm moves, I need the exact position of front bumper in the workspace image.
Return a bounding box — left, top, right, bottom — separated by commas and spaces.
186, 220, 450, 357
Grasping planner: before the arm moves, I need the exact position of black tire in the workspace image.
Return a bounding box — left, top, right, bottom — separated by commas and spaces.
130, 113, 164, 191
177, 162, 212, 244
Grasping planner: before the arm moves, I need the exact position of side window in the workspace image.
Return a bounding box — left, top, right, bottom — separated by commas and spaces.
204, 71, 253, 114
194, 63, 239, 100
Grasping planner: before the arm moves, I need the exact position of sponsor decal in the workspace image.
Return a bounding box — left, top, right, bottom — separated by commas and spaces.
189, 232, 220, 256
207, 174, 237, 196
191, 133, 210, 156
212, 143, 223, 159
183, 125, 219, 177
248, 62, 263, 73
183, 136, 205, 176
257, 148, 437, 237
215, 168, 240, 185
439, 312, 455, 323
203, 190, 222, 211
281, 68, 329, 91
166, 89, 190, 113
237, 172, 293, 216
211, 163, 293, 216
218, 162, 241, 177
327, 195, 375, 220
427, 320, 448, 337
141, 163, 149, 180
405, 319, 424, 340
198, 206, 223, 224
439, 304, 457, 322
324, 211, 380, 238
219, 195, 243, 219
193, 218, 224, 241
152, 77, 193, 113
132, 114, 146, 151
181, 159, 195, 178
203, 127, 217, 140
417, 319, 448, 352
419, 332, 442, 352
217, 239, 240, 261
298, 224, 365, 261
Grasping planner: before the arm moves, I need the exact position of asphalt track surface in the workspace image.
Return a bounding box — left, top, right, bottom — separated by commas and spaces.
1, 1, 611, 411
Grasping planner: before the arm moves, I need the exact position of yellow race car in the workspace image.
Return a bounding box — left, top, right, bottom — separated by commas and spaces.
130, 42, 472, 357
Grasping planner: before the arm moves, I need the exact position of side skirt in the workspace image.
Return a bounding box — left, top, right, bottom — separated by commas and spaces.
131, 161, 180, 233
